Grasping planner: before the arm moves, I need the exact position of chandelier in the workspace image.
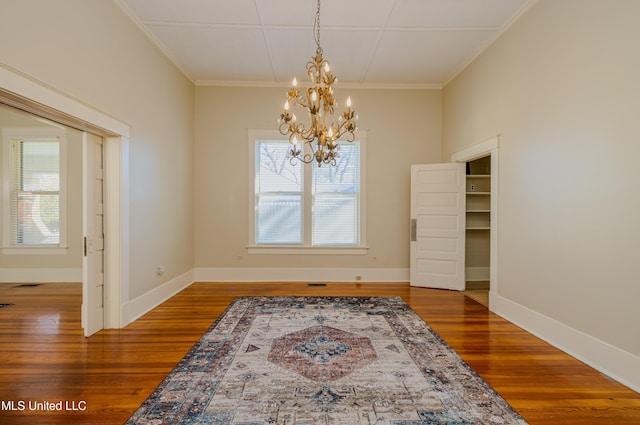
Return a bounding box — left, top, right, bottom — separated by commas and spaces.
278, 0, 358, 167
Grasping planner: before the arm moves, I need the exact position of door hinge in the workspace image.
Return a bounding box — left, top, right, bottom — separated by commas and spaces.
83, 237, 87, 257
410, 219, 417, 242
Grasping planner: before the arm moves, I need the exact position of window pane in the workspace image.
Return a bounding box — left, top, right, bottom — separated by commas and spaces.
21, 141, 60, 191
313, 193, 358, 245
256, 194, 302, 244
10, 139, 60, 246
14, 192, 60, 244
312, 142, 360, 245
255, 141, 302, 192
312, 144, 359, 193
255, 140, 303, 244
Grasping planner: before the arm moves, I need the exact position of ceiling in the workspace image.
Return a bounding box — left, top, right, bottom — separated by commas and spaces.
116, 0, 535, 88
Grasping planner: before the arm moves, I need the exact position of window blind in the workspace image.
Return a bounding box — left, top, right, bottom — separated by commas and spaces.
255, 141, 303, 244
9, 139, 61, 245
312, 143, 360, 245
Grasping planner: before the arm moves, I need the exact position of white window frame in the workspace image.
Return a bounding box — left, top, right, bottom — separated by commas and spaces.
2, 127, 68, 255
248, 130, 367, 255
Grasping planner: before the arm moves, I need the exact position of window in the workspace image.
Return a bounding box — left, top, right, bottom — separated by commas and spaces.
249, 131, 366, 254
2, 128, 67, 254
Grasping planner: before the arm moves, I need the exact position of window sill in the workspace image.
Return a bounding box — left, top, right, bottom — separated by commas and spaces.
2, 246, 69, 256
247, 245, 369, 255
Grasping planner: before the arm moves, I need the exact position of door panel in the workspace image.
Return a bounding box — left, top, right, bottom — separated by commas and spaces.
410, 163, 465, 290
82, 133, 104, 337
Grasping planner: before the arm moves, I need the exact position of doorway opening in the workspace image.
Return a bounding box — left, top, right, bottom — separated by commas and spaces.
452, 136, 499, 310
464, 156, 491, 306
0, 71, 129, 335
0, 101, 105, 334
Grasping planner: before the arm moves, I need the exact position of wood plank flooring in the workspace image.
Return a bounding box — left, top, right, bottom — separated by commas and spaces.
0, 281, 638, 424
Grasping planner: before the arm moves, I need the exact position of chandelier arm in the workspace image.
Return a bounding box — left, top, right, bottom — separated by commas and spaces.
280, 121, 315, 144
332, 121, 356, 140
302, 151, 315, 164
278, 122, 290, 136
296, 125, 317, 144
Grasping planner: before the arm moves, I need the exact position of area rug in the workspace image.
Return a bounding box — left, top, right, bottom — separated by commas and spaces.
127, 296, 528, 425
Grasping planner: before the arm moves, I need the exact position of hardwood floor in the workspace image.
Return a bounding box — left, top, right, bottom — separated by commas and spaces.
464, 288, 489, 306
0, 282, 638, 424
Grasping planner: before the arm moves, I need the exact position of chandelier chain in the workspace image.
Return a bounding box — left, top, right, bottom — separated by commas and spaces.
314, 0, 322, 55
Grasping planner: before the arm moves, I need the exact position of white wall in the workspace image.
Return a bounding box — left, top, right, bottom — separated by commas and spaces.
443, 0, 640, 386
194, 86, 441, 278
0, 0, 195, 299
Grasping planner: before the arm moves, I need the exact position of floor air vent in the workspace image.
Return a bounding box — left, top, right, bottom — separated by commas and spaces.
307, 283, 327, 287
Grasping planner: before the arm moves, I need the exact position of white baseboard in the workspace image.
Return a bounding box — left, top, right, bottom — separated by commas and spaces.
0, 267, 82, 282
121, 269, 195, 326
194, 267, 410, 283
490, 291, 640, 393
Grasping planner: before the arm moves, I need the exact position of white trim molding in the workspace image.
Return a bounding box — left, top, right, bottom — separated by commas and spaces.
246, 245, 369, 255
195, 267, 409, 283
121, 269, 195, 327
451, 135, 499, 163
451, 135, 500, 299
491, 292, 640, 393
0, 267, 82, 283
0, 64, 130, 137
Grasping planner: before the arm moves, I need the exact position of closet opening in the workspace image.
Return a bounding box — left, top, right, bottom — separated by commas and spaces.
464, 156, 491, 306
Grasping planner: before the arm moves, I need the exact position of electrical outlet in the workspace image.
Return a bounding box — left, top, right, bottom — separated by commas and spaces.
470, 184, 475, 191
355, 275, 362, 281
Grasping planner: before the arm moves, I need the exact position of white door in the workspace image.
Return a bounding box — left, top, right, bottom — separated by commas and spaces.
82, 133, 105, 337
410, 163, 466, 290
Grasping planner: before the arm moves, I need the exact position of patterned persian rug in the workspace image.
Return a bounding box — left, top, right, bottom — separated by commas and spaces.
127, 296, 528, 425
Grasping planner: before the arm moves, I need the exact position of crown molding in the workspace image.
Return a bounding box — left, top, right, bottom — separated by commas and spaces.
195, 80, 442, 90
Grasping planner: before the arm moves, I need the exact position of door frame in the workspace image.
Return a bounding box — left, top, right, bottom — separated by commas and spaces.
0, 65, 130, 330
451, 136, 499, 306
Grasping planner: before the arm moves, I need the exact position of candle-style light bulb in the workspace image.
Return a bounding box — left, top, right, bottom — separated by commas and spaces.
311, 91, 317, 101
328, 127, 334, 138
291, 135, 298, 146
324, 63, 330, 73
284, 100, 289, 111
346, 96, 352, 108
292, 77, 297, 87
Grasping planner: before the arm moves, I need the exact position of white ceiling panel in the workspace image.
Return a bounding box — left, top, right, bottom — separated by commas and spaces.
148, 25, 274, 82
254, 0, 315, 27
123, 0, 261, 24
266, 27, 381, 84
263, 28, 317, 81
364, 29, 495, 84
256, 0, 396, 27
387, 0, 529, 27
117, 0, 535, 87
